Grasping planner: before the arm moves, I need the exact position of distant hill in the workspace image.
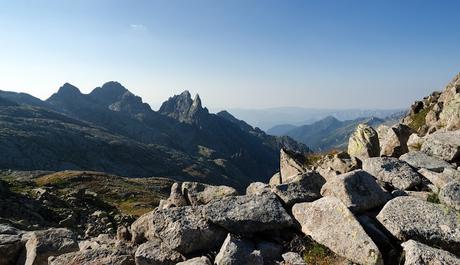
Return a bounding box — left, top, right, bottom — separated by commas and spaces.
227, 107, 405, 130
0, 83, 309, 190
270, 115, 403, 152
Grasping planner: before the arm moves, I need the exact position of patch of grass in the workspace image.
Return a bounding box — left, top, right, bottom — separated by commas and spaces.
409, 106, 432, 131
427, 192, 440, 204
302, 242, 337, 265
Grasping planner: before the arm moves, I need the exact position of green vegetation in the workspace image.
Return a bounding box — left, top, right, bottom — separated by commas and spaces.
427, 192, 440, 204
408, 106, 432, 131
302, 241, 338, 265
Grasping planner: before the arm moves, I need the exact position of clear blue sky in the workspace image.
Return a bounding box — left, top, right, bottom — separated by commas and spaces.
1, 0, 460, 109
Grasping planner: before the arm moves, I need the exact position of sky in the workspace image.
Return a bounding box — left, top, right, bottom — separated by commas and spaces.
1, 0, 460, 110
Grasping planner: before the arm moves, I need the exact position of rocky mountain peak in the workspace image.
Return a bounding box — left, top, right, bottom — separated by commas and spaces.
47, 83, 84, 104
56, 83, 82, 97
89, 81, 129, 105
159, 90, 208, 123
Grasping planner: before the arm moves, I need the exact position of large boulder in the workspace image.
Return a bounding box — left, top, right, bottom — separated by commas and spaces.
348, 123, 380, 160
181, 182, 238, 206
49, 249, 135, 265
421, 131, 460, 162
376, 196, 460, 254
214, 234, 263, 265
377, 124, 412, 157
320, 170, 391, 212
24, 228, 79, 265
280, 149, 307, 183
0, 224, 25, 265
400, 151, 454, 172
205, 194, 293, 234
131, 211, 156, 244
272, 171, 326, 206
362, 157, 422, 190
137, 206, 226, 255
439, 181, 460, 211
135, 240, 185, 265
292, 197, 383, 265
401, 240, 460, 265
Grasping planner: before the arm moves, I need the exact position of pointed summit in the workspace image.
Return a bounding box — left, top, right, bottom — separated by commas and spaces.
159, 90, 208, 123
47, 83, 83, 102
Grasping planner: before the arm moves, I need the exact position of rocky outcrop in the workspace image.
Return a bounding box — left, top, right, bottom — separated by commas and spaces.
377, 124, 412, 157
400, 151, 454, 172
439, 181, 460, 211
214, 234, 263, 265
401, 240, 460, 265
348, 123, 380, 160
292, 197, 383, 265
362, 157, 422, 190
403, 72, 460, 134
205, 194, 293, 234
420, 130, 460, 162
279, 149, 307, 183
377, 196, 460, 254
320, 170, 390, 212
158, 91, 208, 124
24, 228, 79, 265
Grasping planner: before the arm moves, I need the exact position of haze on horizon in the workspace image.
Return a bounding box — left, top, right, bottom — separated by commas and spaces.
1, 0, 460, 110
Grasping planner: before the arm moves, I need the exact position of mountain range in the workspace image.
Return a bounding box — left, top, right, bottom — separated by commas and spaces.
228, 107, 405, 131
0, 82, 309, 190
268, 114, 403, 152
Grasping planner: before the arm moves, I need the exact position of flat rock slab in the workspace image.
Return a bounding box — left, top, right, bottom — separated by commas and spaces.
421, 131, 460, 162
205, 194, 293, 234
377, 196, 460, 254
292, 197, 383, 265
49, 249, 135, 265
439, 181, 460, 211
321, 170, 391, 213
362, 157, 422, 190
400, 151, 454, 172
401, 240, 460, 265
